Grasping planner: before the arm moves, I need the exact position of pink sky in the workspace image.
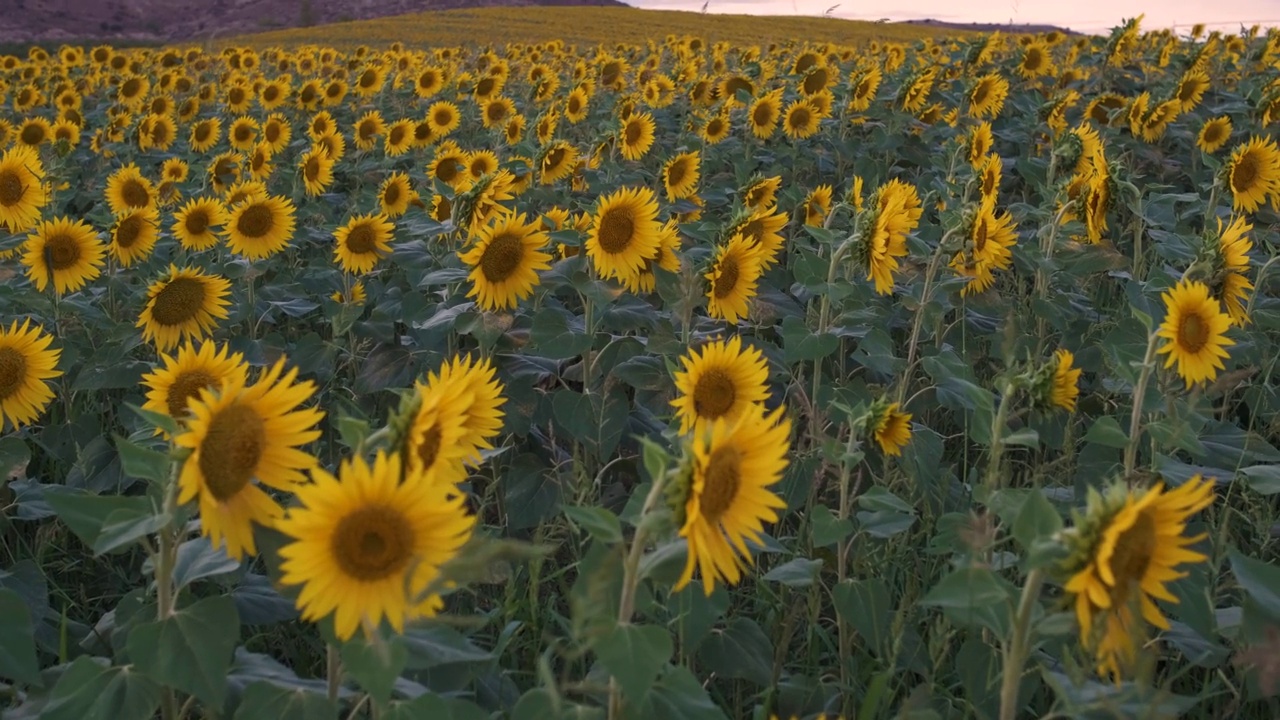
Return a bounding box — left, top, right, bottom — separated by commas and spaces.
623, 0, 1278, 34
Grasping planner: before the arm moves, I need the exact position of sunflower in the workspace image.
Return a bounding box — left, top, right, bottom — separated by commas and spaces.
539, 141, 579, 185
16, 118, 51, 148
622, 220, 682, 294
418, 355, 507, 465
670, 335, 770, 434
482, 97, 515, 129
1225, 136, 1280, 213
1060, 476, 1215, 680
673, 404, 790, 596
748, 89, 784, 139
613, 110, 655, 161
782, 99, 821, 139
1197, 116, 1232, 154
277, 451, 474, 641
706, 233, 764, 324
0, 319, 62, 431
51, 119, 80, 147
969, 72, 1009, 118
223, 180, 269, 209
1174, 70, 1210, 113
262, 114, 292, 154
228, 116, 259, 152
535, 110, 560, 145
847, 64, 882, 113
1033, 348, 1083, 412
427, 101, 463, 136
109, 207, 159, 267
353, 110, 386, 151
1018, 41, 1055, 79
701, 113, 731, 144
586, 186, 662, 282
314, 131, 346, 163
0, 145, 48, 233
208, 152, 242, 194
137, 265, 232, 351
104, 163, 154, 215
467, 150, 501, 182
415, 66, 446, 98
862, 189, 914, 295
428, 147, 469, 189
333, 212, 395, 275
726, 206, 789, 269
299, 147, 335, 197
868, 400, 912, 456
803, 185, 833, 227
161, 158, 189, 185
662, 151, 701, 201
951, 196, 1017, 297
141, 341, 247, 432
565, 87, 590, 123
176, 357, 324, 560
1156, 279, 1234, 387
379, 173, 416, 219
1212, 215, 1253, 326
458, 212, 552, 312
968, 122, 994, 167
332, 280, 367, 305
247, 142, 274, 182
380, 120, 413, 157
22, 216, 105, 294
224, 195, 297, 260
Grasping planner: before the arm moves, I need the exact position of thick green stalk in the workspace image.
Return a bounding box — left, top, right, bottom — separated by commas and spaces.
998, 568, 1045, 720
1123, 328, 1161, 479
983, 381, 1016, 494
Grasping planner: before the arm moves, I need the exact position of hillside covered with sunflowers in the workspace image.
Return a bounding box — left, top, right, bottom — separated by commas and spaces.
0, 9, 1279, 720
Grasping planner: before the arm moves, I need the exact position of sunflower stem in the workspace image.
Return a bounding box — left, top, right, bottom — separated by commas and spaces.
896, 237, 948, 406
983, 380, 1017, 494
810, 230, 855, 440
1124, 327, 1162, 480
154, 456, 182, 720
326, 642, 343, 705
998, 567, 1045, 720
609, 465, 670, 720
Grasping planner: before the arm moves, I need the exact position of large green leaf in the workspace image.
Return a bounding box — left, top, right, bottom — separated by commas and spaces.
1229, 549, 1280, 620
0, 588, 40, 685
594, 623, 672, 703
231, 681, 338, 720
696, 617, 774, 686
340, 633, 407, 708
127, 595, 240, 708
42, 657, 162, 720
45, 492, 153, 551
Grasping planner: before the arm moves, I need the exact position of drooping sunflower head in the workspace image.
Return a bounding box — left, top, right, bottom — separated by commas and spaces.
1059, 476, 1215, 681
277, 450, 475, 641
22, 216, 105, 294
867, 399, 912, 456
141, 341, 247, 434
0, 319, 62, 431
802, 185, 833, 227
420, 354, 507, 465
137, 265, 233, 352
742, 175, 782, 210
1030, 348, 1083, 412
674, 404, 791, 596
670, 334, 771, 435
968, 122, 994, 167
1155, 278, 1235, 387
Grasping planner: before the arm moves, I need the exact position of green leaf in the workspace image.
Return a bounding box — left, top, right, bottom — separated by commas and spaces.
1228, 549, 1280, 620
402, 625, 494, 670
563, 505, 623, 544
232, 681, 338, 720
92, 507, 170, 555
45, 492, 152, 549
0, 588, 40, 685
641, 666, 729, 720
1012, 489, 1063, 552
1083, 416, 1128, 448
340, 634, 407, 708
127, 595, 240, 708
696, 617, 774, 686
42, 656, 162, 720
920, 567, 1009, 611
833, 579, 892, 655
0, 435, 31, 477
1239, 465, 1280, 495
781, 315, 839, 363
171, 537, 240, 590
595, 624, 672, 702
1004, 427, 1039, 448
810, 504, 854, 548
530, 308, 591, 360
127, 404, 180, 438
761, 557, 822, 587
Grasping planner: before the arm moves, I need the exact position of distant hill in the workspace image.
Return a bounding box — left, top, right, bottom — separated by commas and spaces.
897, 18, 1078, 35
0, 0, 626, 46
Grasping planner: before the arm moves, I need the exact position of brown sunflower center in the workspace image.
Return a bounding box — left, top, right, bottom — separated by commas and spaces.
44, 232, 81, 269
568, 96, 582, 113
974, 218, 989, 252
752, 103, 773, 127
1178, 311, 1210, 353
166, 369, 218, 418
479, 231, 525, 282
1107, 510, 1157, 603
332, 504, 414, 582
707, 118, 725, 136
415, 423, 443, 469
197, 402, 265, 502
194, 124, 213, 144
234, 125, 252, 143
119, 178, 149, 208
389, 126, 406, 145
115, 214, 145, 248
304, 157, 322, 183
1204, 124, 1225, 144
597, 206, 636, 254
692, 368, 735, 419
624, 120, 643, 145
700, 444, 742, 523
714, 254, 741, 299
544, 147, 566, 172
345, 223, 379, 255
0, 169, 25, 207
0, 347, 28, 400
972, 82, 991, 105
487, 104, 506, 123
383, 181, 402, 206
789, 107, 812, 129
359, 121, 377, 140
150, 276, 207, 326
667, 159, 688, 186
436, 159, 460, 183
433, 108, 453, 126
1232, 151, 1259, 191
237, 204, 274, 239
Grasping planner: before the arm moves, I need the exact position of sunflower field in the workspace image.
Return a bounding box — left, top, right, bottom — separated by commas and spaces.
1, 11, 1279, 720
